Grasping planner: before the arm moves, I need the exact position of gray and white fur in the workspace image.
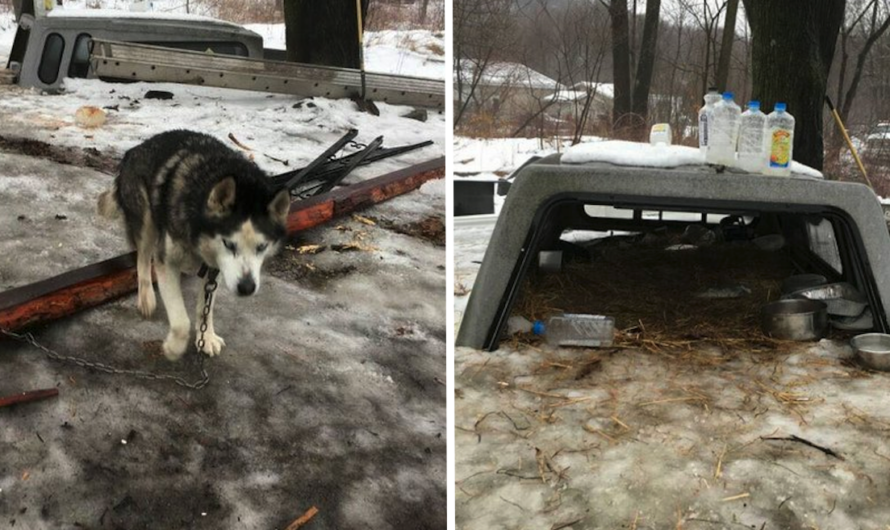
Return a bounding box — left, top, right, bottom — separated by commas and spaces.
98, 130, 290, 360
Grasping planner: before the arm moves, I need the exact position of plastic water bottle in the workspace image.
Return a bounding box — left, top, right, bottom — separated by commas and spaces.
698, 88, 721, 154
765, 102, 795, 176
736, 101, 768, 173
507, 315, 544, 335
539, 314, 615, 347
507, 314, 615, 347
706, 92, 741, 166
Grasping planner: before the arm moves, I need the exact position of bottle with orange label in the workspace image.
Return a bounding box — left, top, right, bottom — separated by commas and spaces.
765, 102, 795, 176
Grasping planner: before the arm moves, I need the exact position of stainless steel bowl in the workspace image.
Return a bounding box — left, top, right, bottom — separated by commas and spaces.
761, 299, 828, 341
851, 333, 890, 371
784, 282, 868, 317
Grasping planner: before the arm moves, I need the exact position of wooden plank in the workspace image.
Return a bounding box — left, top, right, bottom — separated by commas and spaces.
0, 158, 444, 334
0, 388, 59, 408
0, 253, 136, 312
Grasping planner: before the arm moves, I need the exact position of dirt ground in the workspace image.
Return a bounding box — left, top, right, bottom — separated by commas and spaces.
0, 149, 446, 529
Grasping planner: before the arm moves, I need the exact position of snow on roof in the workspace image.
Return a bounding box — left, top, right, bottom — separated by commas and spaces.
562, 140, 704, 167
544, 85, 614, 104
456, 61, 560, 91
562, 139, 824, 178
570, 81, 614, 99
47, 7, 240, 27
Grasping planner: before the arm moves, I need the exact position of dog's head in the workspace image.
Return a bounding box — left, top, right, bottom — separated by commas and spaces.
197, 177, 290, 296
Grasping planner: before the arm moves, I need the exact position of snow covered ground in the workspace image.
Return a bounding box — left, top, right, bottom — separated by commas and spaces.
456, 332, 890, 529
246, 24, 446, 80
0, 152, 446, 528
0, 8, 444, 175
0, 0, 444, 167
453, 136, 569, 180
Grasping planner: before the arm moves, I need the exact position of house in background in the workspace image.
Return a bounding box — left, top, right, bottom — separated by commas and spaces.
543, 81, 614, 135
454, 60, 561, 126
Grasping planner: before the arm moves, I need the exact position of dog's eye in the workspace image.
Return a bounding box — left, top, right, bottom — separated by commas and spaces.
257, 243, 269, 253
223, 239, 237, 254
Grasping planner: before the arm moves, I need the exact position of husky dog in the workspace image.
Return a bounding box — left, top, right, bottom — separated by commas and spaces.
98, 130, 290, 360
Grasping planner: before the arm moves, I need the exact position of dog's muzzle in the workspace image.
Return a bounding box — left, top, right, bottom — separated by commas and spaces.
237, 276, 256, 296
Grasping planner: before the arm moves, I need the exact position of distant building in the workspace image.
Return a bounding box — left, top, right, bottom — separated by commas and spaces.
543, 81, 614, 126
454, 61, 561, 122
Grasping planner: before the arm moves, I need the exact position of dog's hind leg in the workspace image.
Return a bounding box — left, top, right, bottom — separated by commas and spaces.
156, 260, 191, 361
135, 209, 157, 318
194, 280, 226, 356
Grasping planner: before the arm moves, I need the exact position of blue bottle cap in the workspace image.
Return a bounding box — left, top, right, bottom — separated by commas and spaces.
748, 100, 760, 110
723, 92, 733, 100
775, 102, 786, 112
532, 321, 545, 335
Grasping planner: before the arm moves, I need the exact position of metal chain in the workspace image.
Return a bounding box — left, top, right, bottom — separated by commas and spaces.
195, 269, 219, 358
0, 269, 220, 391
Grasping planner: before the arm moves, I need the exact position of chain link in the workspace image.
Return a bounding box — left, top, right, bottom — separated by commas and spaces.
195, 270, 218, 357
0, 268, 220, 391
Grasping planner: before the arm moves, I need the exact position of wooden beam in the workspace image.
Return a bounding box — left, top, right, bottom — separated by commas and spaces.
0, 388, 59, 408
0, 158, 444, 333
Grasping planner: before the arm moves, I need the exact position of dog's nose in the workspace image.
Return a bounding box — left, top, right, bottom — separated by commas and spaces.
237, 276, 256, 296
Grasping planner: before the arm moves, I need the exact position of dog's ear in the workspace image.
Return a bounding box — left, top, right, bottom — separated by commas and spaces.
207, 177, 236, 217
269, 189, 291, 226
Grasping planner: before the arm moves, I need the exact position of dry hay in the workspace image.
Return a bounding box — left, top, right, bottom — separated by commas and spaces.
513, 236, 822, 353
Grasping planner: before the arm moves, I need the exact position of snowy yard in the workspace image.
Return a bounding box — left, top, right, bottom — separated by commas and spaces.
454, 137, 890, 529
0, 7, 445, 529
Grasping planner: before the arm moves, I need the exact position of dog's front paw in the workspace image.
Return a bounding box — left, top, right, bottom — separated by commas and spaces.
137, 283, 156, 318
197, 332, 226, 357
162, 329, 190, 361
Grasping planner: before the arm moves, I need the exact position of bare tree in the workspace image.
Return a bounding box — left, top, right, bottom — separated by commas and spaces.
837, 0, 890, 125
420, 0, 429, 24
677, 0, 728, 95
453, 0, 515, 127
607, 0, 633, 135
630, 0, 661, 127
561, 2, 611, 143
714, 0, 739, 90
604, 0, 663, 139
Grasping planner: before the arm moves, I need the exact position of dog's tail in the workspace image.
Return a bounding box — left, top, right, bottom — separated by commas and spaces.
97, 186, 123, 220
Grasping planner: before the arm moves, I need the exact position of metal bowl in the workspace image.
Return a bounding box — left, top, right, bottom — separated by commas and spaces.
783, 282, 868, 317
761, 299, 828, 341
781, 274, 827, 295
851, 333, 890, 371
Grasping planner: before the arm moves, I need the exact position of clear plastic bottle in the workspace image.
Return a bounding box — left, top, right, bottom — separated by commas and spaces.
706, 92, 742, 166
736, 100, 768, 173
538, 314, 615, 347
765, 102, 795, 176
698, 88, 721, 154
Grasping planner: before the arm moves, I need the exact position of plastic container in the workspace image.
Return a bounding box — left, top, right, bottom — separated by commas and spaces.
650, 123, 672, 146
736, 100, 767, 173
539, 314, 615, 347
765, 102, 795, 176
698, 88, 721, 154
706, 92, 741, 166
